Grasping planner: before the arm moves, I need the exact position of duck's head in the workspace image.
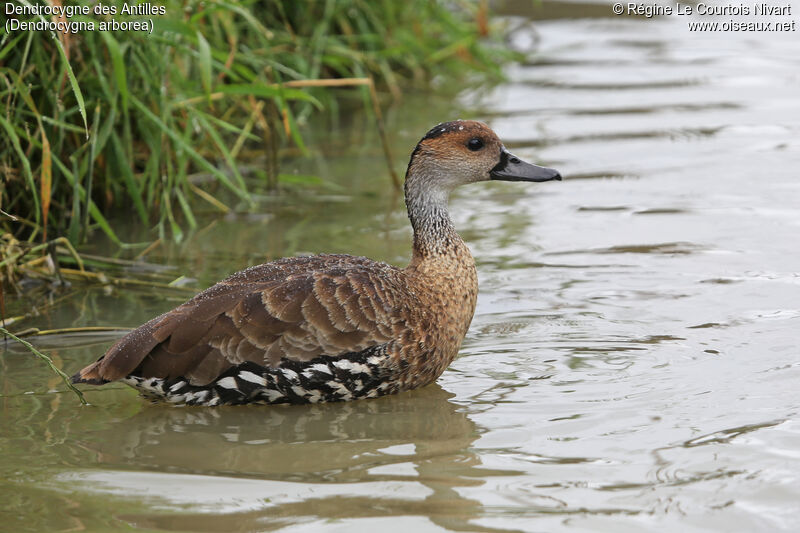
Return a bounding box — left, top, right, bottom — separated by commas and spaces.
405, 120, 561, 195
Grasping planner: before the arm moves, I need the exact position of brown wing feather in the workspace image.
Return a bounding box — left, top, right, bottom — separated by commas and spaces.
73, 255, 409, 386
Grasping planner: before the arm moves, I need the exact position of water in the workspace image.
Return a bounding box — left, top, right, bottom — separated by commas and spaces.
3, 3, 800, 531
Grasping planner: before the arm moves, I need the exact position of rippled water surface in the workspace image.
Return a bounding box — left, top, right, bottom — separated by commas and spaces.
3, 3, 800, 531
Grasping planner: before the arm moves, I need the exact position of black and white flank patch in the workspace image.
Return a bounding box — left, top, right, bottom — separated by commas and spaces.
122, 347, 396, 406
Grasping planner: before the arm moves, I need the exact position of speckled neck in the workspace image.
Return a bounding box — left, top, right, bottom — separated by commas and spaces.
404, 171, 464, 261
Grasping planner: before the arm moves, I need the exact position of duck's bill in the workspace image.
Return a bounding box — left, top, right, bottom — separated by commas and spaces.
490, 150, 562, 182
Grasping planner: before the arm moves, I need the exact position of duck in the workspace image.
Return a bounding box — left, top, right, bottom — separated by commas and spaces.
71, 120, 561, 406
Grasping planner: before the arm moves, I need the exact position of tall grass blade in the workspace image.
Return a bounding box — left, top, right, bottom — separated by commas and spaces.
100, 32, 129, 111
0, 327, 88, 405
196, 31, 213, 101
214, 84, 321, 108
54, 37, 88, 136
40, 132, 52, 242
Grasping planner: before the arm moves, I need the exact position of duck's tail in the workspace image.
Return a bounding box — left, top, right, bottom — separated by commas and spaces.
70, 360, 109, 385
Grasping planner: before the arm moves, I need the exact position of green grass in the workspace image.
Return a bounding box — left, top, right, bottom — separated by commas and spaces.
1, 0, 515, 248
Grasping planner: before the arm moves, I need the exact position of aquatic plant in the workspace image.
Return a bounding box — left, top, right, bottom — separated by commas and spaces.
1, 0, 511, 248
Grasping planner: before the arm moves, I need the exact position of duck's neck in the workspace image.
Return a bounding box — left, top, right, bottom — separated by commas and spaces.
405, 177, 464, 264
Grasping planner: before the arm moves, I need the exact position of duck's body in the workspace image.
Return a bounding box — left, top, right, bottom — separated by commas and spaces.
84, 250, 476, 406
72, 120, 560, 405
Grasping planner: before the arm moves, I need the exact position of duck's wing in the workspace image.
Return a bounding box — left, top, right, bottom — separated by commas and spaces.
72, 255, 410, 386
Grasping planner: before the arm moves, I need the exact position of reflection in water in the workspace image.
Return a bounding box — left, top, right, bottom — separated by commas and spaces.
60, 386, 521, 532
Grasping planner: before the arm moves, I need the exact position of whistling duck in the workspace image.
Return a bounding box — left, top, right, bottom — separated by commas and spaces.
72, 120, 561, 405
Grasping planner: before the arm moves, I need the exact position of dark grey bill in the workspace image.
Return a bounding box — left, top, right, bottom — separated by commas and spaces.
490, 149, 562, 182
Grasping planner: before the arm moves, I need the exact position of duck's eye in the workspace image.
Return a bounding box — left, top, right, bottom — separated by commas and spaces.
467, 138, 484, 151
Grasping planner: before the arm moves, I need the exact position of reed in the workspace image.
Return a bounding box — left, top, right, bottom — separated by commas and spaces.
1, 0, 513, 249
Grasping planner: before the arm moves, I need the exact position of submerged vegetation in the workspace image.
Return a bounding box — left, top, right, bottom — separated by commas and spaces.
1, 0, 513, 256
